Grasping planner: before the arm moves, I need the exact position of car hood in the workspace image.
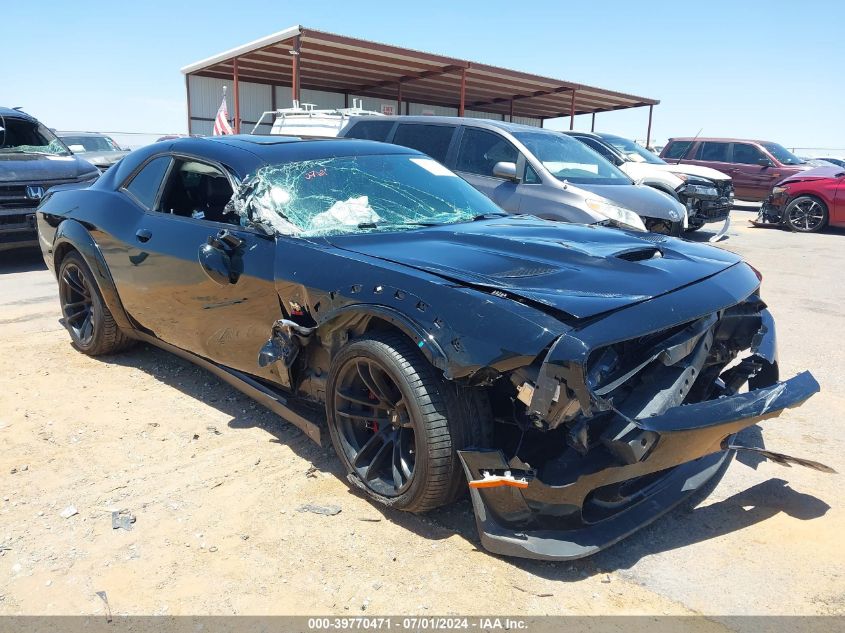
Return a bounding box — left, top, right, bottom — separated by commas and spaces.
326, 216, 742, 319
0, 152, 98, 183
574, 182, 685, 220
75, 150, 129, 167
778, 165, 845, 185
644, 162, 731, 183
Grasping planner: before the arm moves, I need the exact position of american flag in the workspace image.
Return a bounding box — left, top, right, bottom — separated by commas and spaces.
212, 90, 234, 136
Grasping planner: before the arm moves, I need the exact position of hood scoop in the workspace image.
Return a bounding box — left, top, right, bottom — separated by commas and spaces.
615, 247, 663, 262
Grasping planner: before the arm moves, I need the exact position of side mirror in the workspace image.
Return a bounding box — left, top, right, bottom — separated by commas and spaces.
492, 161, 519, 181
757, 157, 774, 167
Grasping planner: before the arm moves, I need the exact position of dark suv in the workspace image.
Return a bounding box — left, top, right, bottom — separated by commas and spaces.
0, 107, 99, 252
660, 137, 811, 202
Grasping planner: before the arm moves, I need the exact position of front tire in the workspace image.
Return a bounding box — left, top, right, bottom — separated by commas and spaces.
58, 251, 133, 355
784, 195, 828, 233
326, 332, 489, 513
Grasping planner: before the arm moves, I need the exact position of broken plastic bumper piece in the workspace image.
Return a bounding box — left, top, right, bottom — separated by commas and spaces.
467, 469, 532, 490
459, 370, 820, 561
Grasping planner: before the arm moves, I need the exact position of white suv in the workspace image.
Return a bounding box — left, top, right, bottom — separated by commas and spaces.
566, 131, 734, 235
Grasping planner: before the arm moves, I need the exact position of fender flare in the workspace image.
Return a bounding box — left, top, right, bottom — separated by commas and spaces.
317, 303, 451, 375
53, 219, 134, 331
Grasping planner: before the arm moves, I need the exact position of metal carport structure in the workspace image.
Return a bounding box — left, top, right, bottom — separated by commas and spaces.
181, 25, 659, 143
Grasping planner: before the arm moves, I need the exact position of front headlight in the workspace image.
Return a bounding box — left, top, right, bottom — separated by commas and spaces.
772, 186, 788, 195
586, 198, 647, 232
682, 184, 719, 197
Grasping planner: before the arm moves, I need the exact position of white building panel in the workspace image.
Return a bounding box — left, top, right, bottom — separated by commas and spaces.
464, 109, 504, 121
188, 75, 271, 134
407, 102, 458, 117
299, 88, 345, 109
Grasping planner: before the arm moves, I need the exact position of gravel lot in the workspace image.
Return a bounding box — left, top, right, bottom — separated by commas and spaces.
0, 212, 842, 618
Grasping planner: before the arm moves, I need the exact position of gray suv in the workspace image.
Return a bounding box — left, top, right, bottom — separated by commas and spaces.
340, 116, 684, 234
1, 107, 99, 252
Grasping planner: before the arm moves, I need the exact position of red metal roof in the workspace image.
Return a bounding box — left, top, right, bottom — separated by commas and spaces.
181, 25, 659, 120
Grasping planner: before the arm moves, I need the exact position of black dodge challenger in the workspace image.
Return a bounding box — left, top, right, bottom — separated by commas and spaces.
37, 135, 822, 560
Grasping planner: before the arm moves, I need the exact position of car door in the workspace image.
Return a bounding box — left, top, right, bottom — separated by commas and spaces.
105, 154, 281, 379
452, 127, 523, 211
686, 141, 742, 195
730, 142, 783, 201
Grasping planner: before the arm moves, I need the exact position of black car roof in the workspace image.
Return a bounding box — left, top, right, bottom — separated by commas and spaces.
99, 135, 424, 189
167, 135, 418, 162
0, 106, 36, 122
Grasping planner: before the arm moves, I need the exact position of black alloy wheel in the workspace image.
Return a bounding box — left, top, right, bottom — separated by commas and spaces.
332, 356, 417, 498
326, 333, 490, 513
60, 261, 96, 347
57, 251, 133, 356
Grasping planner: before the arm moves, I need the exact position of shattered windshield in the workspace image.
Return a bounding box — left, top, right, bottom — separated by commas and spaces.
227, 153, 504, 237
0, 117, 70, 156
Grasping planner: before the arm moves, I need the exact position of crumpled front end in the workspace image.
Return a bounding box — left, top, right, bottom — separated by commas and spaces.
459, 263, 820, 560
678, 178, 734, 229
754, 187, 791, 227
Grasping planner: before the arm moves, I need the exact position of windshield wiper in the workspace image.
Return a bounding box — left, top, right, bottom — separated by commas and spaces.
357, 220, 442, 230
356, 214, 506, 231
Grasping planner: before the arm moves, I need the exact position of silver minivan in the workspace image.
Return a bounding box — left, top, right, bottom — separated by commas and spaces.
340, 116, 684, 234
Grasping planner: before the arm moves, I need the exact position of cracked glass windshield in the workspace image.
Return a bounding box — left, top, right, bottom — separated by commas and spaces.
0, 117, 70, 156
228, 153, 504, 237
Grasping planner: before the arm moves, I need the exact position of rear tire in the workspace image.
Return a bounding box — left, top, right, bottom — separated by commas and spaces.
326, 331, 490, 513
783, 196, 828, 233
58, 251, 133, 356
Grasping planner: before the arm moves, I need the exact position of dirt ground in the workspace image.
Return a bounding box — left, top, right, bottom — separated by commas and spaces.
0, 211, 842, 618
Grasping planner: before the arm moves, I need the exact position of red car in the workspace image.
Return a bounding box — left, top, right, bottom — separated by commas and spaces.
661, 137, 811, 202
756, 166, 845, 232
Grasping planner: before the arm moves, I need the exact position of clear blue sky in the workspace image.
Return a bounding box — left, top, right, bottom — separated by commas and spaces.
2, 0, 842, 150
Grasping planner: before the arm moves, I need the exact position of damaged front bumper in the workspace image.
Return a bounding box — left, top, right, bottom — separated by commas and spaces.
459, 371, 818, 560
752, 200, 787, 227
458, 264, 819, 560
679, 181, 734, 227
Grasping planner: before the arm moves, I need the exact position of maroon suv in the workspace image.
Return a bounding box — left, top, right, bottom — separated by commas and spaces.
660, 138, 811, 201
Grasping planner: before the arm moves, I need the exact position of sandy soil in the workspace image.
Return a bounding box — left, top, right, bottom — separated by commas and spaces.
0, 215, 842, 617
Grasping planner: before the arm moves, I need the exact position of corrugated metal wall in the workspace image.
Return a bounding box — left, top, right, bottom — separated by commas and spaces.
188, 75, 541, 135
189, 75, 273, 135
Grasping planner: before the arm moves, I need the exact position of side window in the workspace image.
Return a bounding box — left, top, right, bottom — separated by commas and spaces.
156, 159, 236, 225
697, 142, 730, 162
524, 163, 541, 184
455, 128, 518, 177
663, 141, 692, 160
123, 156, 171, 209
344, 120, 394, 142
392, 124, 455, 163
579, 137, 619, 163
732, 143, 765, 165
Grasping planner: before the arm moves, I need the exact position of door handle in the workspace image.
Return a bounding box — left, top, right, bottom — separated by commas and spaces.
135, 228, 152, 243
